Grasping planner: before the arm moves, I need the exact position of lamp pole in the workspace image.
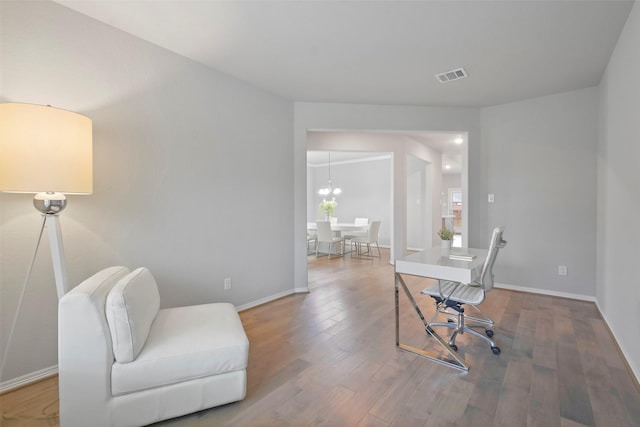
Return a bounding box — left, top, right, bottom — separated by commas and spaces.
47, 214, 69, 298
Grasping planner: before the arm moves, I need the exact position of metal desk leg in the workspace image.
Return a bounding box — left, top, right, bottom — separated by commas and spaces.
395, 272, 469, 372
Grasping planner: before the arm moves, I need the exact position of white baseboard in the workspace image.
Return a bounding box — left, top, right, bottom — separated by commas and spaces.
0, 365, 58, 393
494, 282, 596, 302
594, 300, 640, 384
235, 288, 300, 312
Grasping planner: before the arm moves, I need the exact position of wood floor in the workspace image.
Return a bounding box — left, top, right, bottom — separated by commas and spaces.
2, 248, 639, 426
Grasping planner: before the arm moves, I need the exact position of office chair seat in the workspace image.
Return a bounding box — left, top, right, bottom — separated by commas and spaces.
421, 280, 484, 306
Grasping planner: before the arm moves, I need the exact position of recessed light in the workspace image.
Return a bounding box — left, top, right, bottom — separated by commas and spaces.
454, 137, 463, 144
445, 164, 451, 170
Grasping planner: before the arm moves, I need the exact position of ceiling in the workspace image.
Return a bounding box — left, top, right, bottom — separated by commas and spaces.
55, 0, 634, 108
51, 0, 632, 174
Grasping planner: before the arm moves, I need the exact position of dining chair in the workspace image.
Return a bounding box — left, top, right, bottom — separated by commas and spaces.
351, 220, 381, 258
330, 217, 338, 225
306, 232, 317, 254
354, 217, 369, 226
420, 226, 507, 354
343, 218, 368, 250
315, 220, 344, 259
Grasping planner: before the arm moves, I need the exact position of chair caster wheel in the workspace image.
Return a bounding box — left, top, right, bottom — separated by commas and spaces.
491, 346, 501, 355
449, 344, 458, 352
486, 329, 494, 337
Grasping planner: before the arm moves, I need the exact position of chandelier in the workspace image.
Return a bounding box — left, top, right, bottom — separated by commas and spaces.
317, 152, 342, 197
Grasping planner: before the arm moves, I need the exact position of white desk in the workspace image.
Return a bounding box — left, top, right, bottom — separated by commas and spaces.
395, 246, 488, 371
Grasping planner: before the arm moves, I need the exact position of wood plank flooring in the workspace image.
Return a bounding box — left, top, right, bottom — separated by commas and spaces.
1, 248, 639, 426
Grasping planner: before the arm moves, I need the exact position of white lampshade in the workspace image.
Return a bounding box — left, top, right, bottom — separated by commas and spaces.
0, 103, 93, 194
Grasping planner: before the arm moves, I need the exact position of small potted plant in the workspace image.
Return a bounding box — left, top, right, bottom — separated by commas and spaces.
438, 227, 454, 250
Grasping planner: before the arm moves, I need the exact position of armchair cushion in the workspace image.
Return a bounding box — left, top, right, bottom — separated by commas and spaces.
111, 302, 249, 396
106, 267, 160, 363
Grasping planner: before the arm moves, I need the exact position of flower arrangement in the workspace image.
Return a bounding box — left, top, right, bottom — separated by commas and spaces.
319, 199, 337, 216
437, 227, 454, 240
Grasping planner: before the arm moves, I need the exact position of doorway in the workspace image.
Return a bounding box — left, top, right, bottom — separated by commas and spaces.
306, 149, 393, 252
303, 130, 469, 291
407, 154, 432, 251
448, 187, 463, 247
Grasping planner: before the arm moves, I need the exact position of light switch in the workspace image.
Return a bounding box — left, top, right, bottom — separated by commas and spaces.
488, 193, 495, 203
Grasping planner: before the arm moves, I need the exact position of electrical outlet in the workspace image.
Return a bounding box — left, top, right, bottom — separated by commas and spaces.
558, 265, 568, 276
224, 277, 232, 291
488, 193, 495, 203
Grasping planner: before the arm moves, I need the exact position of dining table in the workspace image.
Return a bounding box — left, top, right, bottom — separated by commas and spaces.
307, 222, 368, 255
306, 222, 368, 236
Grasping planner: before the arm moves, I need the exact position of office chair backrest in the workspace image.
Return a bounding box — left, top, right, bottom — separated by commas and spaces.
478, 226, 507, 292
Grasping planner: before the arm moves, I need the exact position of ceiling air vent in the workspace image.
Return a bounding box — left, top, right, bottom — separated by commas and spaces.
435, 68, 467, 83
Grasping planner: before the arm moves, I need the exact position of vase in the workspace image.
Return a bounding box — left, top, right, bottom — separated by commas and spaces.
325, 212, 331, 220
441, 239, 452, 250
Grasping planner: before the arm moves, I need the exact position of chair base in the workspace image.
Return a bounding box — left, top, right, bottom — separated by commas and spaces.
429, 321, 499, 352
315, 240, 344, 259
437, 303, 494, 328
350, 241, 381, 259
429, 299, 500, 355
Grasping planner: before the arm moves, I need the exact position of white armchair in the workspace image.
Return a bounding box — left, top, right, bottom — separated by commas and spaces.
58, 266, 249, 427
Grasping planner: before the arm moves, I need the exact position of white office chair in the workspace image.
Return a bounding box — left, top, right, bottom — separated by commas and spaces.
351, 220, 381, 258
421, 226, 507, 354
315, 220, 344, 259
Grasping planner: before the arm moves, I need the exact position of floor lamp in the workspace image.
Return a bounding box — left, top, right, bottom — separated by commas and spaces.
0, 102, 92, 379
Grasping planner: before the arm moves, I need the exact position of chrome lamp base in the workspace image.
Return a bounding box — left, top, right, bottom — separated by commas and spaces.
33, 191, 67, 214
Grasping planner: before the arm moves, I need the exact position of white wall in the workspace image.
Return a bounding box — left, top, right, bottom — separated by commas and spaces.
597, 1, 640, 380
480, 88, 599, 298
404, 138, 446, 248
309, 158, 392, 246
407, 155, 432, 250
0, 1, 294, 384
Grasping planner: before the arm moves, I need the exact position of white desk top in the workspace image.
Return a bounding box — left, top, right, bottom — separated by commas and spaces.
395, 246, 487, 283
